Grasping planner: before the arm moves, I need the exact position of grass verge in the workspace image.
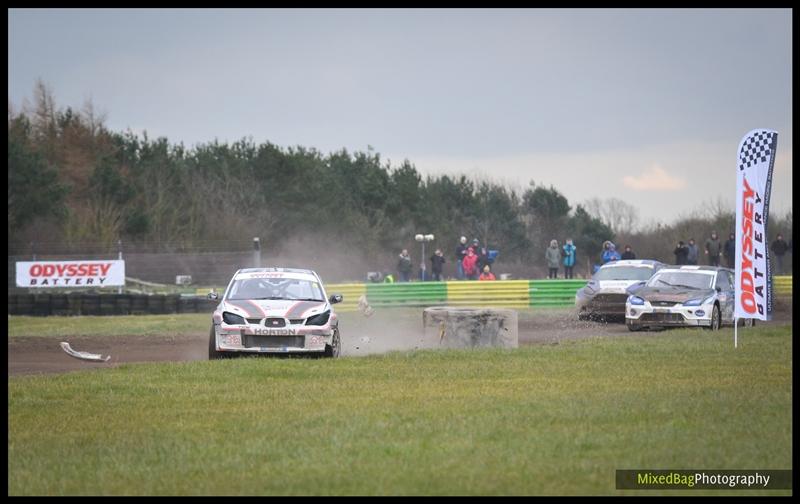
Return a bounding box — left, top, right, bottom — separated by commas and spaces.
8, 314, 210, 338
8, 324, 792, 495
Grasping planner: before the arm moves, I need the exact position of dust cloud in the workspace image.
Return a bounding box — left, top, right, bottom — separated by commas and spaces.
338, 308, 442, 356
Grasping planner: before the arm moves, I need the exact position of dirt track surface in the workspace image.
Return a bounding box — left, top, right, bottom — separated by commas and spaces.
8, 303, 792, 376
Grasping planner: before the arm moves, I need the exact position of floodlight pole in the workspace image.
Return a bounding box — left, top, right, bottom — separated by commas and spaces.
415, 234, 434, 281
253, 237, 261, 268
118, 239, 123, 294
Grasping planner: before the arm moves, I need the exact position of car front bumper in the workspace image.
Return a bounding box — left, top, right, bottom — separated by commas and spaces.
576, 292, 629, 317
214, 323, 335, 353
625, 302, 714, 328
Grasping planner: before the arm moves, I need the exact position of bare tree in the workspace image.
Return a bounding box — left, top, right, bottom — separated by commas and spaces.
583, 197, 640, 234
29, 79, 58, 146
81, 97, 108, 137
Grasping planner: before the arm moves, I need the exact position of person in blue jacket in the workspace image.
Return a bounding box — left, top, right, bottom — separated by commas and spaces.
562, 238, 577, 279
602, 242, 621, 263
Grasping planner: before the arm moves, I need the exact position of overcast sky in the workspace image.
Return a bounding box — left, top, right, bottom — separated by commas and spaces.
8, 8, 793, 227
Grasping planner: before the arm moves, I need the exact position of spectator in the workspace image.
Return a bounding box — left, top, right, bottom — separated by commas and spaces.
705, 231, 722, 266
546, 239, 561, 279
562, 238, 577, 279
478, 264, 496, 281
723, 233, 736, 269
686, 238, 699, 265
454, 236, 468, 280
771, 233, 790, 275
602, 242, 621, 264
674, 241, 689, 265
621, 244, 636, 260
397, 249, 412, 282
462, 247, 479, 280
473, 239, 490, 271
430, 249, 446, 281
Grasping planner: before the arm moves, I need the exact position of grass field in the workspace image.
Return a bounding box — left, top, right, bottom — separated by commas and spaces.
7, 320, 792, 495
8, 313, 210, 338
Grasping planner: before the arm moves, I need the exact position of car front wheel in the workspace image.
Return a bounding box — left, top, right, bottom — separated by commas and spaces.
626, 320, 642, 332
209, 326, 224, 360
706, 304, 721, 331
324, 327, 341, 358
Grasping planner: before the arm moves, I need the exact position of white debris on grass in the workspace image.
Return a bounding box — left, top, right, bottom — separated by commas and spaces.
60, 342, 111, 362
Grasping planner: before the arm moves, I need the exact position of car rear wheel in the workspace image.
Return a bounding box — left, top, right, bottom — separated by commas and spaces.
209, 325, 224, 360
706, 304, 721, 331
324, 327, 341, 358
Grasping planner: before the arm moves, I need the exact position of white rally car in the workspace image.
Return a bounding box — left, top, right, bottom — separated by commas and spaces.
208, 267, 342, 359
625, 265, 755, 331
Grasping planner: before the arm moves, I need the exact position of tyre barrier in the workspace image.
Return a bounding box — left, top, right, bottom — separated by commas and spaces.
326, 276, 794, 312
7, 276, 792, 316
7, 293, 217, 316
324, 279, 587, 311
422, 306, 518, 349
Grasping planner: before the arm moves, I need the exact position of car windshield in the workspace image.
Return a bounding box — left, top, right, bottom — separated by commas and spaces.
594, 266, 655, 281
646, 271, 713, 290
227, 278, 324, 301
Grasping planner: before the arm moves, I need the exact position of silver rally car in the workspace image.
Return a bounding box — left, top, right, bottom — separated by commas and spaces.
208, 267, 343, 359
575, 260, 665, 320
625, 265, 754, 331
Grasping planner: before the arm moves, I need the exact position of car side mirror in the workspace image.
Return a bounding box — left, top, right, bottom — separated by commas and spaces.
329, 294, 343, 304
208, 291, 219, 300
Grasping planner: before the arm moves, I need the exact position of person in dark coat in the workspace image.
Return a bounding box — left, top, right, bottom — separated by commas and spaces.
723, 233, 736, 269
454, 236, 468, 280
674, 241, 689, 265
473, 239, 490, 271
397, 249, 412, 282
621, 245, 636, 260
430, 249, 446, 281
686, 238, 699, 265
705, 231, 722, 266
771, 233, 790, 275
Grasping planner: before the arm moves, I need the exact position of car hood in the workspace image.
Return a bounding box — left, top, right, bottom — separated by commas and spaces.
593, 279, 645, 294
223, 299, 328, 319
635, 286, 715, 304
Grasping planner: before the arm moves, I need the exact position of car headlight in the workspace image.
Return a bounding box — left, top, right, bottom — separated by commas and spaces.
222, 311, 246, 325
683, 296, 714, 306
628, 295, 645, 306
305, 310, 330, 326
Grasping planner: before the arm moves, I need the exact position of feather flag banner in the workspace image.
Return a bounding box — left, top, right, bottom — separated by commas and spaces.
734, 129, 777, 322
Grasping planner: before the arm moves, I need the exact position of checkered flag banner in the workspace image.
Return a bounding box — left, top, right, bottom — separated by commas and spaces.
734, 129, 778, 321
738, 130, 777, 171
